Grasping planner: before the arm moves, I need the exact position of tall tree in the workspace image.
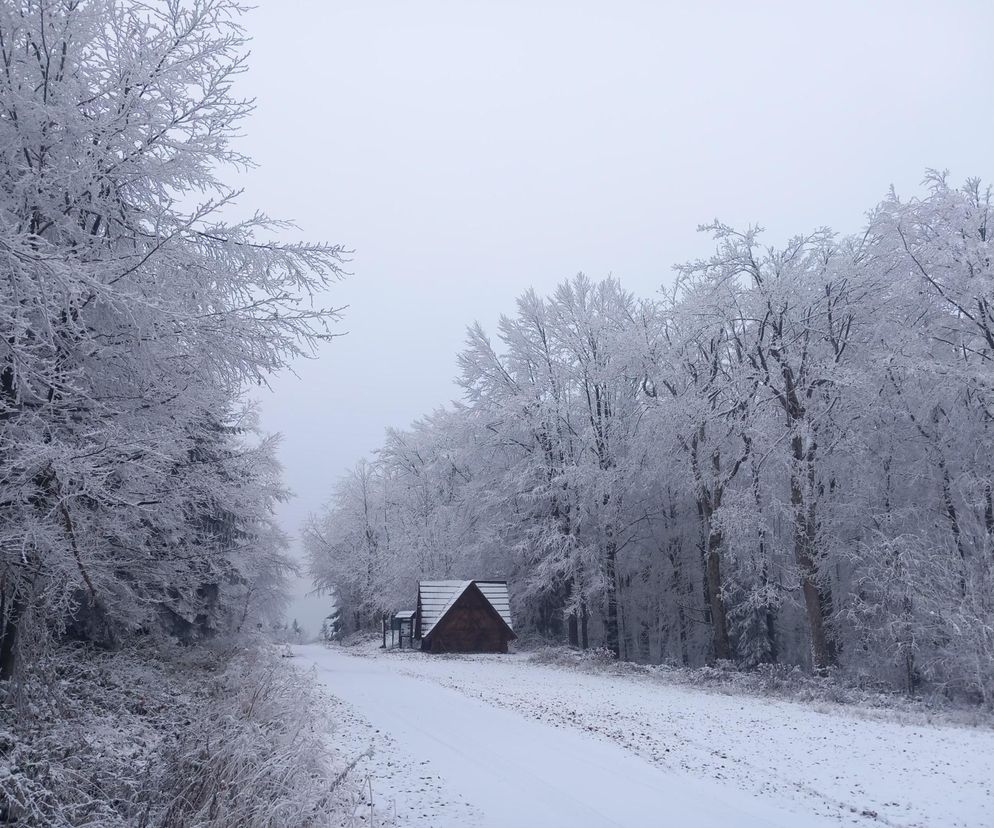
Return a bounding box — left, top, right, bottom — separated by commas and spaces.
0, 0, 344, 678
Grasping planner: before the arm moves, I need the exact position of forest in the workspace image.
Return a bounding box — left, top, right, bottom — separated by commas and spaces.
308, 177, 994, 704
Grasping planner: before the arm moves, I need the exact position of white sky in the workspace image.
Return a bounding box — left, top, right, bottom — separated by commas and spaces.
234, 0, 994, 634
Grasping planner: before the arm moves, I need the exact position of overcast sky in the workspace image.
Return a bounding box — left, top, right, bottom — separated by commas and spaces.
234, 1, 994, 634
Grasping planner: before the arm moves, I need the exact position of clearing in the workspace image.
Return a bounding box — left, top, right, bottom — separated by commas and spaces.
294, 644, 993, 827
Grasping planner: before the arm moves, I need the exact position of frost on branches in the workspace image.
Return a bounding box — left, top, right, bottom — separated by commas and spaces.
309, 175, 994, 707
0, 0, 344, 677
0, 1, 346, 822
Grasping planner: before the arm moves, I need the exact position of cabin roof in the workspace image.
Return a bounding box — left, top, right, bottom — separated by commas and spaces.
418, 579, 513, 638
394, 610, 416, 620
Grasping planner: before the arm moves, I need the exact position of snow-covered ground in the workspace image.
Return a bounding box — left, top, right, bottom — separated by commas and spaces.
294, 644, 994, 827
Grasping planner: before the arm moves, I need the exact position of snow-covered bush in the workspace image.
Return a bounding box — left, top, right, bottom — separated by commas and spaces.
151, 648, 340, 827
0, 644, 350, 826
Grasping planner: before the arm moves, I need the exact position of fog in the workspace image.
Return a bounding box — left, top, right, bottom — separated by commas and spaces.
233, 0, 994, 634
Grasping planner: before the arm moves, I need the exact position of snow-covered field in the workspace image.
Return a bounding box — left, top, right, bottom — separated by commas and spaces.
294, 643, 994, 827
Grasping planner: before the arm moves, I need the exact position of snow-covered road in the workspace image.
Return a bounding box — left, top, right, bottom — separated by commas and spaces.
297, 645, 860, 828
296, 645, 994, 827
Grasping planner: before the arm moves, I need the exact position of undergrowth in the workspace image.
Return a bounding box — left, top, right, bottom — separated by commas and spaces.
0, 643, 352, 826
525, 646, 994, 727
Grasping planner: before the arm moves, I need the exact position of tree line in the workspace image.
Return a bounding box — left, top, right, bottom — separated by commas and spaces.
309, 174, 994, 704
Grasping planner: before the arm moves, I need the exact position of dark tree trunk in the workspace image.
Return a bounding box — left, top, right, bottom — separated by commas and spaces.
697, 495, 732, 661
761, 564, 778, 664
603, 528, 620, 658
572, 567, 590, 649
750, 457, 777, 664
667, 535, 689, 666
985, 481, 994, 536
691, 433, 733, 663
704, 527, 732, 661
765, 605, 778, 663
580, 601, 589, 650
567, 571, 581, 647
0, 589, 23, 681
938, 461, 967, 597
791, 433, 837, 671
639, 619, 651, 662
619, 573, 630, 661
536, 591, 566, 639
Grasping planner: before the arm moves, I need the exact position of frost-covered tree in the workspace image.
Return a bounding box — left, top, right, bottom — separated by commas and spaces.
0, 0, 344, 679
305, 460, 391, 632
675, 223, 878, 670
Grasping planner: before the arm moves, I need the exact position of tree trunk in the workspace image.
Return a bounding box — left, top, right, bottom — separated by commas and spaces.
580, 600, 589, 649
666, 533, 690, 666
939, 462, 967, 597
566, 565, 585, 647
704, 526, 732, 661
750, 457, 777, 664
697, 493, 732, 661
603, 526, 620, 658
791, 433, 837, 671
690, 433, 733, 662
761, 564, 778, 664
619, 573, 631, 661
675, 587, 689, 666
985, 481, 994, 536
639, 619, 651, 662
0, 588, 23, 681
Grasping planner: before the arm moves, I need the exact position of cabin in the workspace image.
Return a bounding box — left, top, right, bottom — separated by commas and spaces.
416, 580, 516, 653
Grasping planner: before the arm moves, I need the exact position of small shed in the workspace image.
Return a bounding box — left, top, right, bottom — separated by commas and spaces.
416, 580, 516, 653
382, 610, 416, 649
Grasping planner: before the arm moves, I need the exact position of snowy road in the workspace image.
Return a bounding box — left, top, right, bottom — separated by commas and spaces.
297, 646, 849, 827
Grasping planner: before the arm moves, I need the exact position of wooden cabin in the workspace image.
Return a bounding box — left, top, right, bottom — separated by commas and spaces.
416, 580, 516, 653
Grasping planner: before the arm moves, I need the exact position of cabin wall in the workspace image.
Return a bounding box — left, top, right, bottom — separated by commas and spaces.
423, 588, 511, 653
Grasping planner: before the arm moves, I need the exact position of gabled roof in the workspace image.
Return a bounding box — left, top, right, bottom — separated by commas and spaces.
417, 580, 513, 638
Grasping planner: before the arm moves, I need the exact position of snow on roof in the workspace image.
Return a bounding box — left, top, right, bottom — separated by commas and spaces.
475, 581, 512, 630
394, 610, 416, 620
418, 580, 471, 638
417, 580, 512, 638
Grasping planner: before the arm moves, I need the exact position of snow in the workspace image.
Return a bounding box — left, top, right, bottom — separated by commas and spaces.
298, 645, 825, 826
293, 644, 994, 827
473, 581, 513, 629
